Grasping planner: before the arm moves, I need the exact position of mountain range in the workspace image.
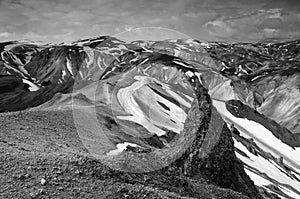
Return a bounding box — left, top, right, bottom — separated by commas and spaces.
1, 36, 300, 199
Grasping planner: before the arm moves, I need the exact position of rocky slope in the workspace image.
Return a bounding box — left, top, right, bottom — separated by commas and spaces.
1, 110, 257, 199
1, 36, 299, 198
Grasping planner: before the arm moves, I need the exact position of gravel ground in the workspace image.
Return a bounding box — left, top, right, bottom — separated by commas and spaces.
0, 110, 250, 199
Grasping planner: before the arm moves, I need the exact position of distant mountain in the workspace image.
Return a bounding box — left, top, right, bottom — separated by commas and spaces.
1, 36, 300, 199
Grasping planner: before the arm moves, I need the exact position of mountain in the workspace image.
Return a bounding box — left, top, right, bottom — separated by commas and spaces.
0, 36, 299, 199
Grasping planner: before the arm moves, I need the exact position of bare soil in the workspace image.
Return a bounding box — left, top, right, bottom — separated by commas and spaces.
0, 110, 250, 199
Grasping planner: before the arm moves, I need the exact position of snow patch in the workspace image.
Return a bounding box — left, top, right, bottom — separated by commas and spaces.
22, 79, 39, 91
107, 142, 138, 156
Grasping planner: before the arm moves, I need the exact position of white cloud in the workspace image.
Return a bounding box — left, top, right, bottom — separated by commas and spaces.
0, 32, 14, 38
264, 28, 277, 33
0, 0, 299, 43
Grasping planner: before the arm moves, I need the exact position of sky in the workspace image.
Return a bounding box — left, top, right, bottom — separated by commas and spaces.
0, 0, 300, 43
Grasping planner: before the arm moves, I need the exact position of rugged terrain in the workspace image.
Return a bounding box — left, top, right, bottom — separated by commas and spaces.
1, 107, 258, 199
1, 36, 300, 198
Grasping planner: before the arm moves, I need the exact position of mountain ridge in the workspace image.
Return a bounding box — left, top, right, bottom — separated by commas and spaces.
1, 36, 300, 199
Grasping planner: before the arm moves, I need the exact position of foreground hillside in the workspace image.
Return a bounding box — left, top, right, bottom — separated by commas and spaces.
1, 110, 254, 199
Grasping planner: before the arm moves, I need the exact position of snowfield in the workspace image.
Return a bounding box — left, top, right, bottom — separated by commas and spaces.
213, 100, 300, 199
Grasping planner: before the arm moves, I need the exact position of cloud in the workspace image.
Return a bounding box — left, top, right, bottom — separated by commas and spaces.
204, 18, 234, 38
0, 0, 299, 43
0, 32, 14, 38
203, 7, 300, 41
115, 27, 191, 41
